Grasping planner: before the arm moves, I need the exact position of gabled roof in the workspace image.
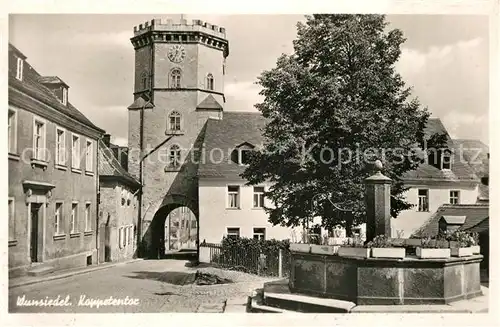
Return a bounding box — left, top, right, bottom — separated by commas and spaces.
411, 204, 489, 237
8, 43, 104, 133
127, 96, 154, 109
197, 94, 223, 110
198, 112, 266, 179
453, 139, 489, 177
440, 215, 466, 224
463, 217, 489, 234
99, 140, 141, 188
402, 118, 478, 183
38, 76, 69, 88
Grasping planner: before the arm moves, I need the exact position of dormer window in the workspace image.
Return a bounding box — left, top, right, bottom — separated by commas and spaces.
441, 151, 452, 170
231, 142, 255, 165
16, 56, 23, 81
427, 148, 452, 170
62, 87, 68, 105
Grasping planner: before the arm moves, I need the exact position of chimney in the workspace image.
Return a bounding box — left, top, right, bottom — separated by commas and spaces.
103, 134, 111, 147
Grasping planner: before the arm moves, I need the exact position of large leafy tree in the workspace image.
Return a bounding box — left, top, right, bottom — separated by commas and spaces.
242, 14, 433, 230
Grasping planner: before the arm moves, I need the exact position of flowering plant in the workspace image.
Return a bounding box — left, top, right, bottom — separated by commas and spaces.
420, 236, 449, 249
446, 231, 474, 247
366, 235, 395, 248
342, 235, 366, 248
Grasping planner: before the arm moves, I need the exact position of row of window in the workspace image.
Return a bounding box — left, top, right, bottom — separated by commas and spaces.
8, 109, 94, 172
121, 189, 136, 207
141, 70, 215, 91
118, 225, 134, 249
417, 189, 460, 212
227, 227, 266, 240
55, 201, 92, 235
7, 199, 92, 241
170, 218, 197, 229
227, 186, 265, 209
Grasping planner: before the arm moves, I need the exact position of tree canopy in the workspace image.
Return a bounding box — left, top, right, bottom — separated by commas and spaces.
241, 14, 433, 229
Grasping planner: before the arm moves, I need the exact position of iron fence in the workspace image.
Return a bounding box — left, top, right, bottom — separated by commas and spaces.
200, 242, 290, 278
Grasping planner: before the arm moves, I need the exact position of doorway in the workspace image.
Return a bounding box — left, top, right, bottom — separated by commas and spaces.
30, 203, 42, 263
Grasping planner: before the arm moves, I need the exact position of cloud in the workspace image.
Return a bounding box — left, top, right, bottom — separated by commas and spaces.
225, 81, 263, 111
396, 37, 488, 144
81, 105, 129, 142
441, 112, 488, 143
112, 136, 128, 147
63, 30, 131, 48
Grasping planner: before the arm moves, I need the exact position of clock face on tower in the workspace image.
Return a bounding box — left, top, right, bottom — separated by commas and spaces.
167, 44, 186, 63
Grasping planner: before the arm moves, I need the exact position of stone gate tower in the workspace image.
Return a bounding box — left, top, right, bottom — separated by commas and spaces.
127, 18, 229, 257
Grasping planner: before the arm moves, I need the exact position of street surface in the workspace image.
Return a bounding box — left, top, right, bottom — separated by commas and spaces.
9, 260, 271, 313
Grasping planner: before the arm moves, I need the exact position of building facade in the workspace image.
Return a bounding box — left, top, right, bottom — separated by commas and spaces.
198, 112, 301, 244
98, 137, 141, 262
390, 118, 480, 238
8, 44, 105, 277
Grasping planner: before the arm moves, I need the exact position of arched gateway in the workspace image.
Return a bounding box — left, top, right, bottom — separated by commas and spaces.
143, 193, 199, 259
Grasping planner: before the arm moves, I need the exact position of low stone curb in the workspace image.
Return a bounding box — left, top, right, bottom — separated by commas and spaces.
9, 259, 141, 289
223, 296, 249, 313
197, 300, 227, 313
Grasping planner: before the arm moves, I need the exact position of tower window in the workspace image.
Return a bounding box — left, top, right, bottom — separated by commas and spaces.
206, 73, 214, 91
170, 69, 182, 88
168, 111, 182, 132
141, 72, 149, 90
168, 144, 181, 169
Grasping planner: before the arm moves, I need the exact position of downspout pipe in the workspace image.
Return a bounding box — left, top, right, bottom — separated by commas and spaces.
138, 94, 152, 257
95, 134, 105, 265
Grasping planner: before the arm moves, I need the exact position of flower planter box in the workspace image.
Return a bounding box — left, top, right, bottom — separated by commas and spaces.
337, 247, 370, 258
470, 245, 481, 254
310, 244, 339, 255
416, 247, 451, 259
371, 247, 406, 259
290, 243, 311, 253
327, 237, 346, 245
451, 247, 474, 257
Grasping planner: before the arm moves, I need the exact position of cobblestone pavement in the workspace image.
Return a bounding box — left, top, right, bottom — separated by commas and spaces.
9, 260, 273, 313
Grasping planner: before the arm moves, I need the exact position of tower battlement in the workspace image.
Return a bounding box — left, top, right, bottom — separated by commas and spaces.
133, 19, 226, 39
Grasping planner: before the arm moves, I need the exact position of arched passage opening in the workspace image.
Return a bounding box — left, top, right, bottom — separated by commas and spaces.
148, 194, 198, 259
164, 206, 197, 252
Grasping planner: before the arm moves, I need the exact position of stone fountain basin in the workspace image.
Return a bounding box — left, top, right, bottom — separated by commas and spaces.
289, 251, 483, 305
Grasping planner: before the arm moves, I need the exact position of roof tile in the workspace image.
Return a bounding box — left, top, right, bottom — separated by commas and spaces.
411, 204, 489, 237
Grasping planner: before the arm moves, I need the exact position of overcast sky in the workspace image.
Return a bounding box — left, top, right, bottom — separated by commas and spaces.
9, 14, 489, 146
